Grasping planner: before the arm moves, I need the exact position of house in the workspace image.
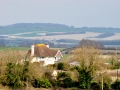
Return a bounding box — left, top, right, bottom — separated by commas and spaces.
27, 44, 63, 66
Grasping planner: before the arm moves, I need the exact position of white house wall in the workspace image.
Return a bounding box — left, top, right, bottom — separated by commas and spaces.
31, 57, 39, 63
31, 57, 55, 66
44, 57, 55, 66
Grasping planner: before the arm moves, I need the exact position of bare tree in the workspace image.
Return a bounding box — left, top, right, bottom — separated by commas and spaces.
79, 39, 104, 49
71, 46, 102, 89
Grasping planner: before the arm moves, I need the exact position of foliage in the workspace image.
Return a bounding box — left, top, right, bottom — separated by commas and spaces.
96, 72, 112, 90
0, 61, 30, 89
32, 78, 52, 88
71, 47, 102, 89
71, 46, 102, 72
109, 54, 120, 69
91, 82, 100, 90
57, 62, 70, 71
57, 63, 64, 70
111, 79, 120, 90
57, 72, 73, 88
0, 48, 26, 63
0, 47, 119, 89
63, 77, 73, 88
79, 39, 104, 49
73, 66, 93, 89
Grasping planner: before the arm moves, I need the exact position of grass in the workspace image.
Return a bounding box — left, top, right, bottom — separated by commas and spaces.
0, 46, 30, 51
51, 48, 65, 51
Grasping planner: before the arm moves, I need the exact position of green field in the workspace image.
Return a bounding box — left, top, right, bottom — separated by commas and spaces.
0, 47, 30, 51
1, 27, 120, 36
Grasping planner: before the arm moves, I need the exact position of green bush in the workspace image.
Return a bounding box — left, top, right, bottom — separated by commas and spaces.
78, 68, 92, 89
63, 77, 73, 88
57, 72, 73, 88
57, 63, 64, 70
57, 62, 70, 70
32, 78, 52, 88
0, 61, 30, 89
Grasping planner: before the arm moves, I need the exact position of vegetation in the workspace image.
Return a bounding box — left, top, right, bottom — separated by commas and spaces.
1, 62, 29, 89
71, 47, 102, 89
0, 47, 120, 90
79, 39, 104, 49
111, 79, 120, 89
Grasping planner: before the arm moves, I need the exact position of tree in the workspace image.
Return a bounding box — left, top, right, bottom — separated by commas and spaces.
79, 39, 104, 49
71, 46, 102, 89
96, 72, 112, 90
57, 72, 73, 88
1, 61, 30, 89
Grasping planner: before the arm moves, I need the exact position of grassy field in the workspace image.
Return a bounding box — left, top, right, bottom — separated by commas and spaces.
0, 47, 30, 51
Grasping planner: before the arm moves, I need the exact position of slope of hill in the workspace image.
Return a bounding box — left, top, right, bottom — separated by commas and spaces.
0, 23, 120, 47
0, 23, 120, 35
5, 23, 70, 28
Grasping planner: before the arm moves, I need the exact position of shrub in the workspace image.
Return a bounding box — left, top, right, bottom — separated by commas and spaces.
57, 72, 73, 88
63, 77, 73, 88
57, 63, 64, 70
111, 79, 120, 90
32, 78, 52, 88
91, 82, 100, 90
0, 61, 30, 89
57, 62, 70, 70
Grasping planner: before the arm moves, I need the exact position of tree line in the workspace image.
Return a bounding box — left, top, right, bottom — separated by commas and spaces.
0, 47, 120, 90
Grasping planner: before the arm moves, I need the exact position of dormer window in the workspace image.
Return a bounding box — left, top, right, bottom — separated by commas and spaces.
41, 49, 44, 52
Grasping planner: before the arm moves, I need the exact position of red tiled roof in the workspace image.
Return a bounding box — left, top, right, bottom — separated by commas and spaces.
27, 45, 58, 57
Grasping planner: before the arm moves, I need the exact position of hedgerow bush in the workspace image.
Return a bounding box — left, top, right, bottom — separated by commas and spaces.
32, 78, 52, 88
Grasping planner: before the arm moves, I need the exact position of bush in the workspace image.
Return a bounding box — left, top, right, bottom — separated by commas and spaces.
0, 61, 30, 89
63, 77, 73, 88
57, 63, 64, 70
57, 72, 73, 88
111, 79, 120, 90
91, 82, 100, 90
57, 63, 70, 70
32, 78, 52, 88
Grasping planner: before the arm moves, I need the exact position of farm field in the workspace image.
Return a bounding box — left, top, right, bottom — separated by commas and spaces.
0, 46, 30, 51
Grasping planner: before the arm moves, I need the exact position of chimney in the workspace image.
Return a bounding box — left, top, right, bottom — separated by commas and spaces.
31, 44, 35, 56
45, 44, 49, 48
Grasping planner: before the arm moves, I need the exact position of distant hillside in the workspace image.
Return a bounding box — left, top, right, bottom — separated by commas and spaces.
0, 23, 120, 41
0, 23, 120, 33
5, 23, 70, 28
1, 23, 120, 48
95, 32, 115, 38
3, 23, 120, 30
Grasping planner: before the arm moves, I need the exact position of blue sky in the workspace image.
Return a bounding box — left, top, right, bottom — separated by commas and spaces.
0, 0, 120, 28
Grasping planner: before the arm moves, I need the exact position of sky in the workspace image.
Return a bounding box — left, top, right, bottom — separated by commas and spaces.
0, 0, 120, 28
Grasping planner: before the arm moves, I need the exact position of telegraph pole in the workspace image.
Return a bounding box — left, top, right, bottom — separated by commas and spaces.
116, 45, 119, 90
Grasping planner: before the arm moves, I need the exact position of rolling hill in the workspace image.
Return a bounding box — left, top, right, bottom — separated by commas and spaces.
0, 23, 120, 48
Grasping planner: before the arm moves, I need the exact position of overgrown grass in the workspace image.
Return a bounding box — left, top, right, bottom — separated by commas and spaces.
0, 46, 29, 51
51, 48, 65, 51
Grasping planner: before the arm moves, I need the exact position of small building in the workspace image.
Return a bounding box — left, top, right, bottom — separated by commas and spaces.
27, 44, 63, 66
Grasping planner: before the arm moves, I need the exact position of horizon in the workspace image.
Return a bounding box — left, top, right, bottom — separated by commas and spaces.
1, 22, 120, 29
0, 0, 120, 28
